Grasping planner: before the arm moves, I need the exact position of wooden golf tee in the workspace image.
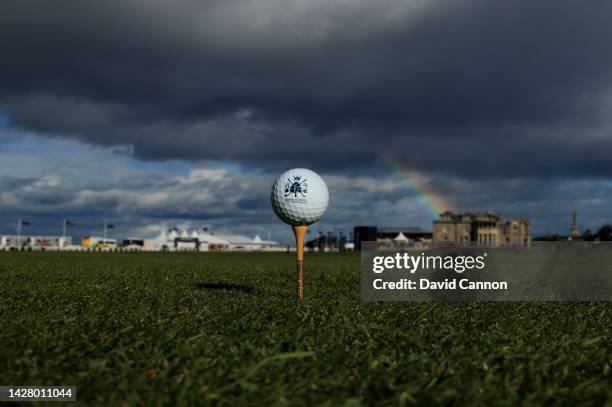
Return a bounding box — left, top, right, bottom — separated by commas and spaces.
292, 225, 308, 304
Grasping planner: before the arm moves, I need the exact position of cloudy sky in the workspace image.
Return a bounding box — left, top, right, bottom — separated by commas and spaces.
2, 0, 612, 242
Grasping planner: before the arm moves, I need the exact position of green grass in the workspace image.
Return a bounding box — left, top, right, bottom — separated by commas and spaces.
0, 252, 610, 406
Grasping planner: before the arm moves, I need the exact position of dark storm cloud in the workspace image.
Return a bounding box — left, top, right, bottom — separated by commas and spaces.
2, 0, 612, 178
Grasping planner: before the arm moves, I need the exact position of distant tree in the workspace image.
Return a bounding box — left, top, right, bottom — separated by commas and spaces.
595, 225, 612, 241
581, 229, 593, 241
534, 224, 612, 242
533, 234, 563, 241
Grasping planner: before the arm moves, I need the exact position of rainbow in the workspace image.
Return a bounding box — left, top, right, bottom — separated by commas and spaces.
384, 154, 454, 219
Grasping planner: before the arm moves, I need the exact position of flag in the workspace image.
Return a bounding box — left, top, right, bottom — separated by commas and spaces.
21, 220, 30, 226
66, 220, 75, 227
107, 224, 114, 229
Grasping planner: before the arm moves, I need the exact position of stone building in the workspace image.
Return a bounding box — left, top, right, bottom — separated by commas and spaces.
433, 211, 531, 246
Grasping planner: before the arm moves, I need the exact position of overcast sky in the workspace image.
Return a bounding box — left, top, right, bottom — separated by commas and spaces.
2, 0, 612, 242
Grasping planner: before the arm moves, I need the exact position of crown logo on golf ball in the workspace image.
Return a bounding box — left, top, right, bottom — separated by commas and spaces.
272, 168, 328, 226
284, 176, 308, 198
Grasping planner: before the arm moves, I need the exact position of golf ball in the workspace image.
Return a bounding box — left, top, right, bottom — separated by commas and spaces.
271, 168, 329, 226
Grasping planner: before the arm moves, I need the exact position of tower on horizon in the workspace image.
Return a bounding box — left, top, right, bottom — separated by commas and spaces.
570, 210, 580, 240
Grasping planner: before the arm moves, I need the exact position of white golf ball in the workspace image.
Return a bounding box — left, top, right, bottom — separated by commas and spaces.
271, 168, 329, 226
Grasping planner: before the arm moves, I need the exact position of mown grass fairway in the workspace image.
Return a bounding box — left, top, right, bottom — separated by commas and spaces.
1, 252, 610, 405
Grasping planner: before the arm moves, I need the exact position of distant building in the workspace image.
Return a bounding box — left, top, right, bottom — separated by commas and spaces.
433, 211, 531, 246
82, 236, 117, 249
353, 226, 433, 251
203, 233, 279, 251
151, 230, 279, 252
306, 234, 347, 251
151, 230, 200, 251
353, 226, 378, 251
0, 235, 72, 250
122, 238, 155, 250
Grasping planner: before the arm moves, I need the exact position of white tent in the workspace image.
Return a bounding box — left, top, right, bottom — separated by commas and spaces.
250, 234, 279, 250
150, 230, 172, 250
254, 234, 279, 245
394, 232, 409, 242
198, 232, 230, 251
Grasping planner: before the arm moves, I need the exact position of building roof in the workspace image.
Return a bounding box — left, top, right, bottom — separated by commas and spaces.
213, 234, 264, 245
152, 230, 279, 246
252, 235, 279, 245
378, 227, 429, 234
435, 211, 530, 224
197, 233, 230, 245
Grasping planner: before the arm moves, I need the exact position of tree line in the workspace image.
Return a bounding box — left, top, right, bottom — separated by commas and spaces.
534, 225, 612, 241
